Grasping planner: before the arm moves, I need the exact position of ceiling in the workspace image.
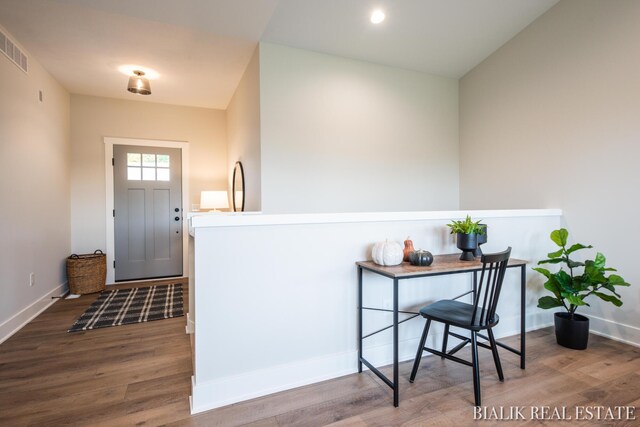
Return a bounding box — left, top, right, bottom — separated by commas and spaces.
0, 0, 558, 109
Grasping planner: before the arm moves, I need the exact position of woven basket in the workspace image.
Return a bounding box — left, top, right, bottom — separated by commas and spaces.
67, 250, 106, 295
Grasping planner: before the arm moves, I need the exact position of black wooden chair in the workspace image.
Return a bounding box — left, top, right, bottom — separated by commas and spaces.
409, 247, 512, 406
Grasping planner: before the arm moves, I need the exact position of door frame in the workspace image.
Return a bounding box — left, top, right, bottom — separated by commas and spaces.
104, 137, 189, 284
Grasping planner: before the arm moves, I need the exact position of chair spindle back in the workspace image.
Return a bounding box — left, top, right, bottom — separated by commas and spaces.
470, 247, 512, 325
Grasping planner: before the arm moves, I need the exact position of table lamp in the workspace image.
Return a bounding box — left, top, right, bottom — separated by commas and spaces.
200, 190, 229, 212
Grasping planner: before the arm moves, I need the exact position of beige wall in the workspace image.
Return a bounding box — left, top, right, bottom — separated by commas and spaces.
70, 95, 226, 254
460, 0, 640, 341
226, 47, 261, 212
0, 25, 70, 335
259, 43, 460, 214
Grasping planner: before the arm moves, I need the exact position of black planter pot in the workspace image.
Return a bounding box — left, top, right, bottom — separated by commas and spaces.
456, 233, 478, 261
554, 312, 589, 350
473, 225, 487, 257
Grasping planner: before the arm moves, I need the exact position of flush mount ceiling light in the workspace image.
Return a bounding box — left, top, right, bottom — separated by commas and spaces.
127, 70, 151, 95
118, 65, 160, 79
370, 9, 385, 24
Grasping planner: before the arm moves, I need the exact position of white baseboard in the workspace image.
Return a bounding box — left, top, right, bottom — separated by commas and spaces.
190, 333, 443, 414
190, 312, 551, 414
503, 311, 553, 336
0, 282, 68, 344
588, 314, 640, 348
189, 311, 635, 415
519, 311, 640, 348
185, 312, 194, 334
191, 345, 359, 414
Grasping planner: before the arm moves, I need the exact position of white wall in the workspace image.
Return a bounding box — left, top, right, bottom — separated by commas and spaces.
0, 25, 70, 341
70, 95, 227, 255
459, 0, 640, 344
190, 210, 562, 412
259, 43, 460, 214
226, 47, 261, 212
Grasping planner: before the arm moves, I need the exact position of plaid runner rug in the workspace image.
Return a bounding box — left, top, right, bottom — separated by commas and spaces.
68, 284, 183, 332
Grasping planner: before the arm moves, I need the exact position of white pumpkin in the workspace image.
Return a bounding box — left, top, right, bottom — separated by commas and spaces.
371, 240, 403, 266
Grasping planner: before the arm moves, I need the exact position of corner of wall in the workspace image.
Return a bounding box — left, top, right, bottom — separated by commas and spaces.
225, 46, 262, 212
457, 0, 640, 343
0, 25, 71, 338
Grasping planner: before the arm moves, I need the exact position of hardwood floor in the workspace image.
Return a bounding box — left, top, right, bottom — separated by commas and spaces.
0, 279, 192, 426
2, 285, 639, 426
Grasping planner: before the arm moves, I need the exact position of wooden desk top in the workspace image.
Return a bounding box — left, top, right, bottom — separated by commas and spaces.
356, 254, 528, 279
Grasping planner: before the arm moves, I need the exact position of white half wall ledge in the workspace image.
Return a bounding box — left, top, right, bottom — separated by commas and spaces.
190, 208, 563, 228
189, 209, 563, 414
0, 282, 68, 344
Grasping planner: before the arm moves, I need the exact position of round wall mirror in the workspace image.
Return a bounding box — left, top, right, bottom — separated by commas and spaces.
232, 161, 245, 212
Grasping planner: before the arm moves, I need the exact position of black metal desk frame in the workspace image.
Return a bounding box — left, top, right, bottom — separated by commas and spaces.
356, 256, 527, 407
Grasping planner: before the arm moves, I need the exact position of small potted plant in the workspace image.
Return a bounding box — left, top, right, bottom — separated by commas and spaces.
473, 224, 488, 257
447, 215, 486, 261
534, 228, 630, 350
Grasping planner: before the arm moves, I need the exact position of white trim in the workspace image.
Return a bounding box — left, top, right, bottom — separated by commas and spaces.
190, 312, 552, 414
104, 137, 190, 284
588, 314, 640, 348
524, 312, 640, 348
0, 282, 67, 344
191, 335, 432, 413
186, 312, 194, 334
190, 208, 562, 229
191, 347, 358, 414
110, 276, 188, 286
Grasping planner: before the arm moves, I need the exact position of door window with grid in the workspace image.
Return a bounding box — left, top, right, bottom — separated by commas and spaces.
127, 153, 171, 181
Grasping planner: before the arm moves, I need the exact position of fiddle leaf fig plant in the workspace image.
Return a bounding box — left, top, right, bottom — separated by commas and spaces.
447, 215, 486, 235
534, 228, 630, 316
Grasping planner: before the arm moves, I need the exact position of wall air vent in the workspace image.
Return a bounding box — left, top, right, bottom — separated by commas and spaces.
0, 28, 28, 74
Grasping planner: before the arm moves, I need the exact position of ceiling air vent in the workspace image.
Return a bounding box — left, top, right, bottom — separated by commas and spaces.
0, 28, 28, 74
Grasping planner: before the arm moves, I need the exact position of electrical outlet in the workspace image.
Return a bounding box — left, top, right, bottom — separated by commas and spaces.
29, 272, 35, 287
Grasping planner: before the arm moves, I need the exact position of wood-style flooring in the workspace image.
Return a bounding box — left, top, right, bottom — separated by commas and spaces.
1, 281, 639, 426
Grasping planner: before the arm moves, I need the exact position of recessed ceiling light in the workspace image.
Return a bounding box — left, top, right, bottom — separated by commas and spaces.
370, 9, 385, 24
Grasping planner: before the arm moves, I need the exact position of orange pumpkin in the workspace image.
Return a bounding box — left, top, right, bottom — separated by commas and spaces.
403, 237, 415, 262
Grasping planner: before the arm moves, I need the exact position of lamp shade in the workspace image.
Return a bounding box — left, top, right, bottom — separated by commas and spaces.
127, 70, 151, 95
200, 191, 229, 210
